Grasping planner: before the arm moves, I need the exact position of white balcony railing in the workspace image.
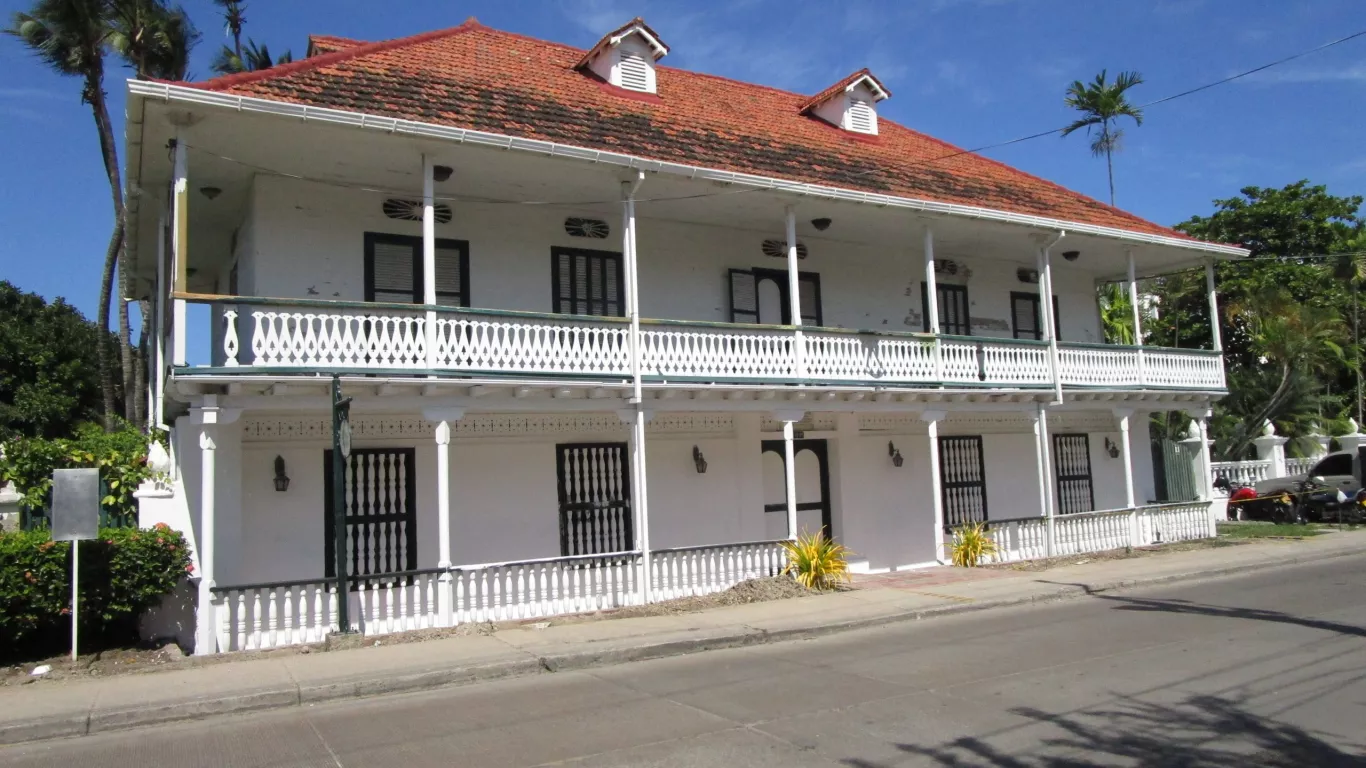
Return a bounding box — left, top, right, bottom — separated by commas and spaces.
201, 297, 1226, 390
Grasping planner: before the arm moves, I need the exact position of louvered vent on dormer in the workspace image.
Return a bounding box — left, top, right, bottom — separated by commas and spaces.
619, 50, 651, 92
383, 198, 452, 223
761, 239, 808, 259
847, 97, 876, 134
565, 217, 610, 239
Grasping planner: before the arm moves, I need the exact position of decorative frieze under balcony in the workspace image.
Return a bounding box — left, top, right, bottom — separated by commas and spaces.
190, 296, 1226, 391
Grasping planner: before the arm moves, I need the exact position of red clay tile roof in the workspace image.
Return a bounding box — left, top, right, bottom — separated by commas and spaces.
195, 19, 1197, 242
799, 68, 890, 114
306, 35, 364, 57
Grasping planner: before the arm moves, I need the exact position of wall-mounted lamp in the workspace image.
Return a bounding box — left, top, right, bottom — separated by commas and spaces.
199, 186, 222, 200
432, 165, 454, 182
888, 441, 904, 468
692, 445, 708, 474
810, 217, 832, 231
1061, 250, 1081, 262
273, 455, 290, 492
1104, 438, 1121, 459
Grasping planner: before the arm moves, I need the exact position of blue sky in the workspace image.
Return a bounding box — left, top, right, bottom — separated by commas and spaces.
2, 0, 1364, 327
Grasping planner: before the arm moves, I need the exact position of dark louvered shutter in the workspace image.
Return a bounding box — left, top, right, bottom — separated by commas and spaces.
729, 269, 758, 323
369, 240, 417, 303
434, 244, 467, 307
553, 247, 622, 317
1012, 293, 1040, 340
799, 276, 821, 326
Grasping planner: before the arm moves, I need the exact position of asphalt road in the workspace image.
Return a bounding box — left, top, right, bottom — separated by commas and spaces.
3, 555, 1365, 767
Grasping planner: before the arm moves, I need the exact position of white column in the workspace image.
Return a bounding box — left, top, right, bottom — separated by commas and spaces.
785, 206, 805, 379
196, 425, 215, 655
1039, 243, 1062, 402
924, 227, 943, 382
189, 396, 238, 655
917, 410, 947, 561
620, 408, 653, 604
780, 414, 801, 539
1115, 408, 1136, 509
1036, 402, 1058, 556
623, 174, 644, 404
1206, 258, 1223, 352
171, 137, 188, 367
424, 406, 463, 626
1128, 249, 1146, 385
153, 214, 167, 428
422, 156, 438, 369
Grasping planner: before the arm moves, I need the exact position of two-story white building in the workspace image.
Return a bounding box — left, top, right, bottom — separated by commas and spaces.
124, 18, 1244, 654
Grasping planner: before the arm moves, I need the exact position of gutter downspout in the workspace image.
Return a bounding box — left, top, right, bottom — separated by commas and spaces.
622, 172, 650, 606
1039, 231, 1066, 404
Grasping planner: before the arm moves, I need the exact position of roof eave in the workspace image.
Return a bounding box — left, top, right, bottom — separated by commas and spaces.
125, 79, 1249, 259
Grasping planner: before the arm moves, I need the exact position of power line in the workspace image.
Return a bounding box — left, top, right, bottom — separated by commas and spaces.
184, 27, 1366, 210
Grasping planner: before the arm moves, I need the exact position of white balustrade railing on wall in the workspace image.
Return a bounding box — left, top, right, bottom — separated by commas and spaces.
972, 501, 1215, 565
451, 551, 641, 623
1058, 345, 1140, 387
1210, 460, 1273, 486
213, 578, 338, 652
206, 298, 1226, 390
1285, 457, 1318, 475
650, 540, 788, 601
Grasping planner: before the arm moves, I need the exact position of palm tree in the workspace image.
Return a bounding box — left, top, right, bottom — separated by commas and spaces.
1061, 70, 1144, 207
8, 0, 122, 429
1098, 283, 1136, 345
1326, 229, 1366, 424
108, 0, 198, 427
209, 0, 289, 75
1220, 290, 1346, 460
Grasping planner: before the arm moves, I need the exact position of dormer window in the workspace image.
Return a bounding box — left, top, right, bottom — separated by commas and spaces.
799, 69, 891, 136
576, 17, 669, 95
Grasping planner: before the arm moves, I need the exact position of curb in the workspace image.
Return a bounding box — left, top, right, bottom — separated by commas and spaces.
3, 543, 1363, 746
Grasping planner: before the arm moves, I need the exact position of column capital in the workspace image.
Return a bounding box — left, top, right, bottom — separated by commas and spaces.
190, 395, 240, 426
422, 406, 466, 424
199, 431, 216, 451
1184, 407, 1213, 421
434, 421, 451, 446
617, 408, 655, 424
919, 409, 947, 424
1112, 406, 1135, 420
771, 409, 805, 423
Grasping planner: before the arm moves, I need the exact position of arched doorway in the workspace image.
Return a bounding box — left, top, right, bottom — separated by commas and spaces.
760, 439, 832, 539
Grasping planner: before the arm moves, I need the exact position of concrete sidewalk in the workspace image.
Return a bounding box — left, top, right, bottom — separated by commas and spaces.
3, 531, 1364, 746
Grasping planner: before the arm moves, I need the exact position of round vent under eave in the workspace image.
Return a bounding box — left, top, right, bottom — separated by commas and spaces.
383, 198, 453, 223
564, 217, 610, 239
761, 239, 808, 259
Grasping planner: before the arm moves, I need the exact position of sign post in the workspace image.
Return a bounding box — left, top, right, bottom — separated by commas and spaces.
51, 468, 99, 661
331, 376, 354, 634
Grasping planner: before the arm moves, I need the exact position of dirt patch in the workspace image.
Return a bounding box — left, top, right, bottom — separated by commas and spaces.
981, 537, 1249, 573
0, 639, 322, 687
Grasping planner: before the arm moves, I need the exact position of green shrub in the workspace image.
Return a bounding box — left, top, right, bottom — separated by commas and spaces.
780, 530, 851, 590
0, 420, 163, 528
0, 524, 192, 661
950, 522, 999, 567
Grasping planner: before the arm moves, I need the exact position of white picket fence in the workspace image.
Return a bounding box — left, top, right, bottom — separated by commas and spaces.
977, 501, 1214, 565
211, 541, 787, 652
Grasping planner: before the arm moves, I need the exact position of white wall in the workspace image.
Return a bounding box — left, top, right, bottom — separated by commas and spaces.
983, 433, 1047, 520
241, 175, 1106, 341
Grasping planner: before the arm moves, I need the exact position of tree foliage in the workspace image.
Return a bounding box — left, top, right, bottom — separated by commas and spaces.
0, 281, 118, 440
1149, 181, 1365, 458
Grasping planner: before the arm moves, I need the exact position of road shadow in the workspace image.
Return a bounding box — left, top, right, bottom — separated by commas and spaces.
844, 692, 1366, 767
1036, 581, 1366, 640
